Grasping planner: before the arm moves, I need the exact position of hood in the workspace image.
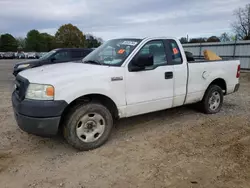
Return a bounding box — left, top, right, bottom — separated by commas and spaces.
18, 62, 118, 85
15, 59, 41, 67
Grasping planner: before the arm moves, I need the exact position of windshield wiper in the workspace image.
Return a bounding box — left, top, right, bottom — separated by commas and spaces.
83, 60, 103, 65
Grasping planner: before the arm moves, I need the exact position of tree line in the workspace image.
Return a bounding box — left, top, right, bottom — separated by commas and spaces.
180, 4, 250, 44
179, 33, 237, 44
0, 23, 103, 52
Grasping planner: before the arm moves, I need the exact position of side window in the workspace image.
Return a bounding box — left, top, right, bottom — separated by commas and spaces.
54, 51, 70, 61
138, 40, 167, 66
168, 40, 183, 64
82, 50, 91, 57
71, 51, 82, 58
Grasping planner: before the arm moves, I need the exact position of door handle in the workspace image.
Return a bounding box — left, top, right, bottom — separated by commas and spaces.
165, 72, 173, 79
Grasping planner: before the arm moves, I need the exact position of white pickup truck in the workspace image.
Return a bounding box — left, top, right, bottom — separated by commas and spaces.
12, 37, 240, 151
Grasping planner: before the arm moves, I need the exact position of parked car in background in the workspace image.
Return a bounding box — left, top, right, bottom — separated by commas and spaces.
0, 52, 4, 59
11, 37, 240, 151
27, 52, 39, 59
38, 52, 47, 58
13, 48, 93, 76
4, 52, 15, 59
17, 52, 26, 59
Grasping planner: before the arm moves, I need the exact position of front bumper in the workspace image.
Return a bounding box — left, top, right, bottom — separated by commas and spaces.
13, 112, 61, 136
12, 92, 68, 137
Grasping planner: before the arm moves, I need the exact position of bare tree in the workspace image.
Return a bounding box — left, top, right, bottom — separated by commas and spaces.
219, 33, 231, 42
232, 4, 250, 40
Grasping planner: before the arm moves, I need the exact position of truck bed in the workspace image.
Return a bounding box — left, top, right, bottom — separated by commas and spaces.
185, 59, 240, 104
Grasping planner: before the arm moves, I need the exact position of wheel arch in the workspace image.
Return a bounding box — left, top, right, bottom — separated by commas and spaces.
58, 93, 119, 134
61, 93, 119, 120
209, 78, 227, 94
205, 77, 227, 94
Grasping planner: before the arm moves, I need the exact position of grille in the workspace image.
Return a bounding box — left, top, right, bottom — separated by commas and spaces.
14, 75, 29, 101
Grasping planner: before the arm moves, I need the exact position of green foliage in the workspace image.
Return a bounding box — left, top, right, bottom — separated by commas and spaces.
0, 23, 102, 52
189, 38, 207, 43
85, 34, 102, 48
207, 36, 220, 42
0, 33, 18, 52
25, 30, 58, 52
55, 24, 85, 48
40, 33, 57, 51
16, 37, 26, 50
25, 30, 42, 51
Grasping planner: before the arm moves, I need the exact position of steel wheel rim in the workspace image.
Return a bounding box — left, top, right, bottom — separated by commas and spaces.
208, 91, 221, 111
76, 112, 105, 143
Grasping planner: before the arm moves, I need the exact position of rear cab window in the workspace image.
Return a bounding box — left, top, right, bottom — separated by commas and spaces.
167, 39, 183, 65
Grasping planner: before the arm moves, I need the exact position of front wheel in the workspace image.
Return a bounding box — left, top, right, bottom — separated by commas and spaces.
200, 85, 224, 114
63, 102, 113, 151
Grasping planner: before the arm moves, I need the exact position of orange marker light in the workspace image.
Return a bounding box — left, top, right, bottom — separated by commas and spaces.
46, 86, 54, 96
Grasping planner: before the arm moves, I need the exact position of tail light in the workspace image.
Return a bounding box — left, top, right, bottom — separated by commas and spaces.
236, 64, 240, 78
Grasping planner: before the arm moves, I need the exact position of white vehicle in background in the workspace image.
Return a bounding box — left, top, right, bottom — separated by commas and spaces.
12, 37, 240, 151
0, 52, 4, 59
27, 52, 38, 59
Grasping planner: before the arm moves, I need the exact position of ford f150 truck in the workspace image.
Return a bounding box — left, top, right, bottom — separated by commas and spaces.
12, 37, 240, 151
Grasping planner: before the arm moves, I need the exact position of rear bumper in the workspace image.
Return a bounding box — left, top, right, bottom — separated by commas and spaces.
227, 83, 240, 95
234, 83, 240, 92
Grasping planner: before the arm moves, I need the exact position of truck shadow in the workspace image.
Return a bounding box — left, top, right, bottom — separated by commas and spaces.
112, 104, 201, 138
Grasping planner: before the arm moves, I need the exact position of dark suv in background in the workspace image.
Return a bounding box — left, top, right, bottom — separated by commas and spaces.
13, 48, 94, 76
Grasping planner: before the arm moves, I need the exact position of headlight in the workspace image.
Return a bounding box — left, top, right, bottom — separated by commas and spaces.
26, 84, 54, 100
18, 64, 30, 69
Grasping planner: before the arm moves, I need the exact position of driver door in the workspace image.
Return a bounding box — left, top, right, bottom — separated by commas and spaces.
125, 40, 174, 117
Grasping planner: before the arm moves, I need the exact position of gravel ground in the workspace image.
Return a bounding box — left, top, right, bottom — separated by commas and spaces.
0, 60, 250, 188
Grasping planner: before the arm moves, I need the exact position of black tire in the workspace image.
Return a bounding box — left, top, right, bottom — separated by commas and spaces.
63, 102, 113, 151
200, 85, 223, 114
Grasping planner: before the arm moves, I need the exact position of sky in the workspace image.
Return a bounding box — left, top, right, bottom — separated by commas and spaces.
0, 0, 249, 40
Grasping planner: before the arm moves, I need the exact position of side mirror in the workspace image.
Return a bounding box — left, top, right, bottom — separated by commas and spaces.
131, 54, 154, 71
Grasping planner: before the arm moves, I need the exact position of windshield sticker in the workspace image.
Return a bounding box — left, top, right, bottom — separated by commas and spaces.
118, 49, 126, 54
121, 41, 138, 46
173, 48, 179, 55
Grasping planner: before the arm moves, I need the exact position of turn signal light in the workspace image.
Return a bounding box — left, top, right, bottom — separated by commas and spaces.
46, 86, 54, 96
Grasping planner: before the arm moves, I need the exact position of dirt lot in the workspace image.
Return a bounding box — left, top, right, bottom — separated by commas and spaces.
0, 60, 250, 188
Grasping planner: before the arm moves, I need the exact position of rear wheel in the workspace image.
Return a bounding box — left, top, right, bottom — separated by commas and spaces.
63, 102, 113, 151
200, 85, 223, 114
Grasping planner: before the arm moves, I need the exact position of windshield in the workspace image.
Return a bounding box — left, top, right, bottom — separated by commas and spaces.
82, 38, 142, 66
39, 50, 56, 60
